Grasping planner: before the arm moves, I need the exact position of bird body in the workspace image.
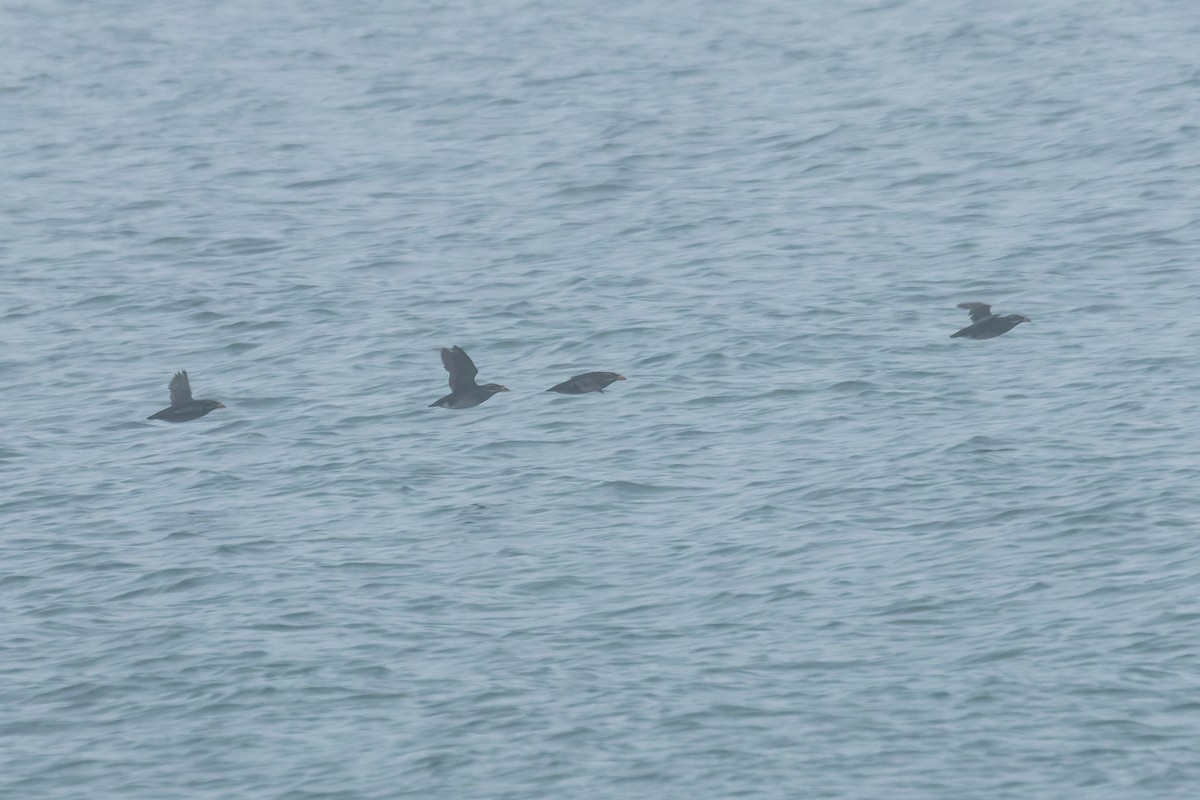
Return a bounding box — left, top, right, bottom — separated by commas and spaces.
147, 371, 225, 421
430, 346, 509, 408
951, 302, 1030, 339
546, 371, 626, 394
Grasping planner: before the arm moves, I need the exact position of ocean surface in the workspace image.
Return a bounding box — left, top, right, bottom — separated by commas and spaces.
3, 1, 1199, 797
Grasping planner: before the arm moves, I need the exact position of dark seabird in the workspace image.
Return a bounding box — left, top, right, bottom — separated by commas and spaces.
147, 371, 226, 422
951, 302, 1031, 339
429, 346, 509, 409
546, 372, 627, 394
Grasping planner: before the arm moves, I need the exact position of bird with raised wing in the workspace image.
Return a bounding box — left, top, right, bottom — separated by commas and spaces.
429, 346, 510, 408
147, 371, 226, 422
951, 302, 1031, 339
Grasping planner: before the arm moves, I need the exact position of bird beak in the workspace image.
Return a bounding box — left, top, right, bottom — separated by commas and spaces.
499, 386, 510, 392
617, 375, 627, 381
216, 403, 227, 408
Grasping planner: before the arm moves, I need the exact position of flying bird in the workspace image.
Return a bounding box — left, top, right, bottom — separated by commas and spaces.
147, 371, 226, 422
429, 346, 510, 408
951, 302, 1031, 339
546, 371, 627, 394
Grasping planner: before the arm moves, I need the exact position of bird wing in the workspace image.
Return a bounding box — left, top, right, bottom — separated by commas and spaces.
568, 372, 610, 390
957, 302, 993, 323
168, 371, 193, 405
441, 346, 479, 392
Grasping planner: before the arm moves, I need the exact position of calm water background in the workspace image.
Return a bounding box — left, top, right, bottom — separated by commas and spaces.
3, 1, 1200, 797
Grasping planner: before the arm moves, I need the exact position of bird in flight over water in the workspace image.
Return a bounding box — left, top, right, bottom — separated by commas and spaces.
951, 302, 1031, 339
429, 346, 510, 408
546, 371, 627, 394
147, 371, 226, 422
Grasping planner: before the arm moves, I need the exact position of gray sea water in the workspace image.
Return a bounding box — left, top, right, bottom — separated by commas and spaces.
3, 1, 1200, 797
